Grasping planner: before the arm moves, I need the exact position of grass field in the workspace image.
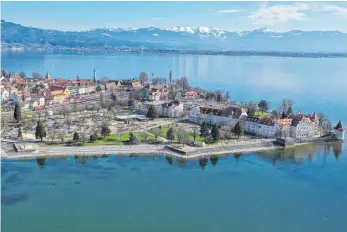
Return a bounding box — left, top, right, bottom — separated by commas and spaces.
85, 132, 154, 146
254, 111, 270, 117
149, 124, 205, 142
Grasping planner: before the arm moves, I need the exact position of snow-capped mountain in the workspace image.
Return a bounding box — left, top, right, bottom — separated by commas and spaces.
2, 20, 347, 53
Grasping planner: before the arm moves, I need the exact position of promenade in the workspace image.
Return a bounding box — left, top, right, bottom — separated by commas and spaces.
1, 139, 281, 160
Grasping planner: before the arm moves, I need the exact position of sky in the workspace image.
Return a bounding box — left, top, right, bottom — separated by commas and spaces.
2, 1, 347, 32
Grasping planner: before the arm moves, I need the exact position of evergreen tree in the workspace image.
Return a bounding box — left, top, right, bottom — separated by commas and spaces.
73, 131, 80, 141
96, 85, 102, 92
258, 100, 269, 112
200, 121, 209, 137
90, 134, 97, 143
14, 103, 21, 122
129, 132, 139, 144
146, 105, 158, 119
166, 127, 175, 142
224, 91, 231, 101
169, 70, 173, 85
35, 121, 46, 141
234, 121, 244, 138
101, 125, 111, 138
211, 124, 220, 142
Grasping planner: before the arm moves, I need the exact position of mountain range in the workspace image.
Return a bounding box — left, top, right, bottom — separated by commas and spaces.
1, 20, 347, 53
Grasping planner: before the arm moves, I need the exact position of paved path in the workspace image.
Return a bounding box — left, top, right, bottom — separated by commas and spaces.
1, 140, 281, 160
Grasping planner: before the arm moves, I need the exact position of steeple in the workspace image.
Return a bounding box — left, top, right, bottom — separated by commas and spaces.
45, 72, 51, 80
93, 69, 96, 83
77, 75, 80, 81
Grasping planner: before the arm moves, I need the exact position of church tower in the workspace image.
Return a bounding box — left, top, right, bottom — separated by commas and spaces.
334, 120, 345, 141
93, 69, 97, 83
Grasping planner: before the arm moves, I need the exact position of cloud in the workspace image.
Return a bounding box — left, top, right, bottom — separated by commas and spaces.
249, 3, 310, 25
312, 4, 347, 18
216, 9, 243, 14
249, 3, 347, 25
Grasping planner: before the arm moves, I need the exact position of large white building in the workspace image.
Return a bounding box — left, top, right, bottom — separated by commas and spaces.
189, 105, 246, 126
189, 105, 320, 139
290, 113, 319, 138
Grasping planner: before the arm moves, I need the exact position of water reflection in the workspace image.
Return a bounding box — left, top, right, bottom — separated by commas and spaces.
21, 142, 347, 172
210, 156, 219, 167
36, 157, 47, 169
199, 158, 208, 170
166, 156, 173, 165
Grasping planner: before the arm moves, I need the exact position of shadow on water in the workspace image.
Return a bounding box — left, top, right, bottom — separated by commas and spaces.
199, 158, 208, 170
1, 192, 29, 206
210, 156, 219, 167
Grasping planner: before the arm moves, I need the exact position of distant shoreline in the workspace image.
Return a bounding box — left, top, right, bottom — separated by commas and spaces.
2, 47, 347, 58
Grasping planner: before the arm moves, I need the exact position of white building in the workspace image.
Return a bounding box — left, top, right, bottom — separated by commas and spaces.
161, 102, 184, 118
290, 113, 318, 138
31, 96, 45, 106
189, 105, 246, 126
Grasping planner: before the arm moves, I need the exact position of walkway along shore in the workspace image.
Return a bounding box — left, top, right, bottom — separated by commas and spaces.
1, 140, 283, 160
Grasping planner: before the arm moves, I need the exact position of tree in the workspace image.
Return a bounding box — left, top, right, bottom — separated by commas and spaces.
281, 111, 287, 119
73, 131, 80, 141
14, 103, 21, 122
1, 69, 9, 78
96, 85, 102, 92
216, 92, 223, 102
32, 72, 43, 79
200, 121, 209, 137
90, 134, 97, 143
35, 121, 46, 141
247, 104, 256, 117
100, 76, 109, 85
19, 72, 27, 79
234, 121, 244, 138
258, 100, 269, 112
47, 130, 57, 144
190, 127, 199, 142
139, 72, 148, 85
287, 106, 293, 116
211, 124, 220, 142
225, 91, 230, 102
146, 105, 158, 119
129, 132, 139, 144
166, 127, 175, 142
18, 126, 23, 139
176, 77, 189, 91
271, 110, 280, 118
176, 128, 188, 145
101, 125, 111, 138
280, 99, 294, 114
152, 128, 161, 141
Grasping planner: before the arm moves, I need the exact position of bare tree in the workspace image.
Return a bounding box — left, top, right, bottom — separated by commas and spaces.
152, 128, 161, 141
47, 130, 57, 144
190, 127, 199, 142
176, 127, 188, 145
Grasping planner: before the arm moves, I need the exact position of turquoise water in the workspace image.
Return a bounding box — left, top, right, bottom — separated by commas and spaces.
2, 51, 347, 231
2, 144, 347, 232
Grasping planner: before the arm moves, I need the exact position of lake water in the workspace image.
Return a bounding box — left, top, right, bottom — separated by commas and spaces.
2, 144, 347, 232
1, 51, 347, 232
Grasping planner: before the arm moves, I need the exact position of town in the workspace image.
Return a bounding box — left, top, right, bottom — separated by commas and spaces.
0, 68, 345, 158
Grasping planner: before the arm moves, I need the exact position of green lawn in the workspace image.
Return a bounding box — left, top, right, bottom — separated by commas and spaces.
254, 111, 270, 117
85, 132, 154, 146
149, 124, 205, 142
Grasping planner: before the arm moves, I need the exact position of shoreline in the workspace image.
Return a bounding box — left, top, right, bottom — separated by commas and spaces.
1, 142, 283, 160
